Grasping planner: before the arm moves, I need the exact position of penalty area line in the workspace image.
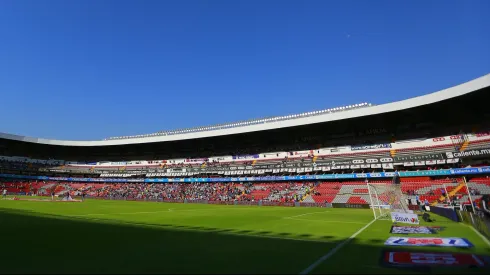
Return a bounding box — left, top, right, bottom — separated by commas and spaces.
284, 218, 366, 224
283, 211, 330, 219
299, 218, 376, 275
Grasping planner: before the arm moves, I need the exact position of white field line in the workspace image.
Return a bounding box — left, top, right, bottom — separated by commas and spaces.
222, 231, 331, 243
466, 224, 490, 247
284, 211, 330, 219
299, 219, 377, 275
285, 218, 366, 225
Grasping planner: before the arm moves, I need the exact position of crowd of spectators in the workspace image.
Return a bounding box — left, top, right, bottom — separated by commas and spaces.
74, 183, 247, 201
0, 180, 312, 203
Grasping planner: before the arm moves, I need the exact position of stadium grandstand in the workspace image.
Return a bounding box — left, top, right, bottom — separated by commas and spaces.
2, 0, 490, 273
2, 74, 490, 274
1, 73, 490, 207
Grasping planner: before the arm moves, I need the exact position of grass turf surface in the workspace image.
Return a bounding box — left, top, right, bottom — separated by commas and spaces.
1, 198, 489, 274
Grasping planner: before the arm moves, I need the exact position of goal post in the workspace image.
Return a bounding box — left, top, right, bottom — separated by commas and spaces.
365, 175, 410, 220
366, 182, 391, 220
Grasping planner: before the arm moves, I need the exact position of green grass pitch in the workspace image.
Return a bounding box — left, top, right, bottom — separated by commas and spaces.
0, 198, 489, 274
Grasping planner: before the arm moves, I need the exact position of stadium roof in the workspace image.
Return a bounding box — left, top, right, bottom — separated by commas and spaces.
107, 102, 373, 140
1, 73, 489, 147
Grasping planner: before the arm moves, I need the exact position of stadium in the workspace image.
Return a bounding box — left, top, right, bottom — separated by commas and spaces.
1, 74, 490, 273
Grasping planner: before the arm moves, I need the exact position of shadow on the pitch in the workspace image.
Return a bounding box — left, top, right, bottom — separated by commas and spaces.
0, 208, 485, 274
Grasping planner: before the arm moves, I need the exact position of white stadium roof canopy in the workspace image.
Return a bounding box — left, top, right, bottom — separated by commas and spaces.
1, 73, 489, 147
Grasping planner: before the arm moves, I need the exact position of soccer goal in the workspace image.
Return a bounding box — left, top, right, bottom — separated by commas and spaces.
366, 178, 410, 220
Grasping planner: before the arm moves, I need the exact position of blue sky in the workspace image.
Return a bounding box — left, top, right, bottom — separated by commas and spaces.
0, 0, 489, 141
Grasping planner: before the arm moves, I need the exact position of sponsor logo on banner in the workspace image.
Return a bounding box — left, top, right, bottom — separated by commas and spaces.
390, 226, 442, 235
393, 209, 414, 214
446, 158, 460, 164
382, 163, 394, 169
446, 148, 490, 158
476, 132, 490, 138
366, 159, 379, 163
381, 251, 490, 268
433, 137, 445, 142
380, 158, 393, 163
315, 160, 351, 166
110, 161, 127, 165
332, 203, 370, 209
351, 143, 392, 151
352, 159, 365, 164
391, 212, 419, 224
185, 158, 208, 163
232, 154, 260, 160
384, 237, 473, 247
394, 154, 445, 161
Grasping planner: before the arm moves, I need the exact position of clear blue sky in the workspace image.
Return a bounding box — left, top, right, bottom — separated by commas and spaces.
0, 0, 489, 141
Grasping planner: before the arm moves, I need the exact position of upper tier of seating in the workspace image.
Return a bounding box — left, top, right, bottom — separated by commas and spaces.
2, 132, 490, 176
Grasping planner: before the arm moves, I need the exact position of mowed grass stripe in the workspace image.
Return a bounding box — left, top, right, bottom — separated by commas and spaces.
0, 200, 348, 273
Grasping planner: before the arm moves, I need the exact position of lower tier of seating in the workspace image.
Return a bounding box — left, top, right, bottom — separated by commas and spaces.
1, 178, 489, 205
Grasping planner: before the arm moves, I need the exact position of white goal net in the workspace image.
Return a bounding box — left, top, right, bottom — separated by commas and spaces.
366, 181, 410, 220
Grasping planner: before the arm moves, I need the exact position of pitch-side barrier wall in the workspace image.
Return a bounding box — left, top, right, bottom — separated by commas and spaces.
430, 205, 460, 222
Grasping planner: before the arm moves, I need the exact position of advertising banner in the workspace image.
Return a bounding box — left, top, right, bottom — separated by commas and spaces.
381, 251, 489, 268
390, 226, 442, 234
232, 154, 260, 160
2, 165, 490, 183
446, 148, 490, 159
391, 212, 420, 224
394, 154, 445, 161
351, 143, 392, 151
332, 203, 370, 209
384, 237, 473, 247
430, 206, 459, 222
